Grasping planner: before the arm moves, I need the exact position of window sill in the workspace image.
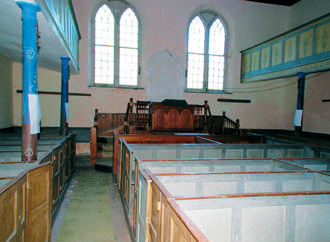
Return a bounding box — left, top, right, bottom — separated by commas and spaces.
88, 84, 144, 90
185, 89, 232, 94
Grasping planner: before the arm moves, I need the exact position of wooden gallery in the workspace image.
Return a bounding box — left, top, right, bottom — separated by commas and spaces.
0, 0, 329, 241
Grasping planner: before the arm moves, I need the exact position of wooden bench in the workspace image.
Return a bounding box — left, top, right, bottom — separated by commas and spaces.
90, 109, 125, 165
0, 132, 76, 217
0, 162, 52, 242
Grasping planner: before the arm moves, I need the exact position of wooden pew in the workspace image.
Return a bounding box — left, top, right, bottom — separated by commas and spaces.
0, 162, 52, 242
90, 109, 125, 165
145, 170, 330, 242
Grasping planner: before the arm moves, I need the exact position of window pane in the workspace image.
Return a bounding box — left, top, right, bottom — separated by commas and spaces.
95, 5, 114, 46
209, 18, 225, 55
94, 5, 114, 84
187, 17, 205, 89
120, 8, 138, 48
208, 55, 224, 90
188, 17, 205, 54
119, 48, 138, 86
95, 45, 114, 84
120, 8, 138, 86
187, 53, 204, 89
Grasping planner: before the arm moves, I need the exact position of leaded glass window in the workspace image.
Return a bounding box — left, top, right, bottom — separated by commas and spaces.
91, 1, 140, 87
95, 5, 114, 84
186, 13, 227, 92
119, 8, 138, 86
187, 17, 205, 89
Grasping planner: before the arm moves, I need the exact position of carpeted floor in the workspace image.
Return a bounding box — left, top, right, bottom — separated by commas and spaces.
56, 168, 114, 242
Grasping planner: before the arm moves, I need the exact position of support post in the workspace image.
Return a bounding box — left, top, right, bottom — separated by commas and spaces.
17, 1, 41, 161
60, 57, 70, 136
294, 72, 306, 136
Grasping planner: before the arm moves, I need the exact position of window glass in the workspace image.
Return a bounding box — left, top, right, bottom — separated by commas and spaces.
94, 5, 114, 84
187, 17, 205, 89
186, 14, 227, 92
120, 8, 138, 86
208, 18, 225, 90
91, 2, 140, 87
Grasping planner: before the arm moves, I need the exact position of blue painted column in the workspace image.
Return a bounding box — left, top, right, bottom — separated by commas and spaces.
294, 72, 306, 137
60, 57, 70, 136
17, 1, 41, 161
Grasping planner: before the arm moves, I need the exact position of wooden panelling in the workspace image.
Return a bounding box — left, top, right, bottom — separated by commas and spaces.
241, 14, 330, 83
26, 163, 52, 242
0, 176, 26, 242
149, 180, 202, 242
151, 104, 194, 131
150, 182, 162, 241
0, 132, 76, 241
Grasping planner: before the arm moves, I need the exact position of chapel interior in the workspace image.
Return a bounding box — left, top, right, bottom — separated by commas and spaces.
0, 0, 329, 241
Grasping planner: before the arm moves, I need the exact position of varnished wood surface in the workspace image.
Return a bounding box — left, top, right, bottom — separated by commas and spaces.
0, 175, 26, 242
0, 132, 76, 242
151, 104, 194, 131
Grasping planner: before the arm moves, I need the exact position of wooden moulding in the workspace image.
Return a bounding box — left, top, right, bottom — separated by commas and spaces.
147, 169, 330, 242
51, 134, 76, 218
26, 162, 53, 242
115, 134, 212, 178
0, 162, 52, 242
114, 133, 265, 178
120, 143, 313, 233
120, 140, 328, 239
90, 127, 97, 165
0, 173, 27, 242
90, 111, 125, 168
132, 157, 324, 240
149, 172, 208, 241
151, 104, 194, 131
276, 158, 330, 172
0, 132, 76, 241
117, 135, 217, 188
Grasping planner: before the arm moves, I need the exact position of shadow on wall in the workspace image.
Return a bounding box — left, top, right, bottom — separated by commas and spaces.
146, 50, 185, 102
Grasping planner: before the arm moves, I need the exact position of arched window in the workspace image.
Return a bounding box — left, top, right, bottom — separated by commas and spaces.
186, 12, 227, 92
90, 1, 140, 87
94, 5, 114, 84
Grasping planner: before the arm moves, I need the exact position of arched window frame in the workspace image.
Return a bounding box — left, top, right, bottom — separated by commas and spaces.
185, 11, 229, 93
88, 0, 141, 88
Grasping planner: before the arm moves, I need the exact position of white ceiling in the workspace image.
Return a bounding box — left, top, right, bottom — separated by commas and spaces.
0, 0, 79, 74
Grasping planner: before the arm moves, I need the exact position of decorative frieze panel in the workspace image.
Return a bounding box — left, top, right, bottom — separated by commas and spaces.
241, 14, 330, 83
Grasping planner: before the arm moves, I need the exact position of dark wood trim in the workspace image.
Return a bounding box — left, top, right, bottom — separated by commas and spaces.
248, 129, 330, 140
175, 191, 330, 200
217, 98, 251, 103
244, 0, 301, 6
0, 127, 16, 133
16, 90, 91, 96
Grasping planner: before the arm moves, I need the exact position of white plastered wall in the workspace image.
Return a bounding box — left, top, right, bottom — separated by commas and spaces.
9, 0, 330, 134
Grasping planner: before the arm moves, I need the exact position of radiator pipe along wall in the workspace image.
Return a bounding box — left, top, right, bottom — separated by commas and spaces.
17, 1, 41, 161
60, 57, 70, 136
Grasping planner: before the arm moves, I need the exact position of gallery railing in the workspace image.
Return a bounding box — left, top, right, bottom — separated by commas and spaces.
36, 0, 81, 70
